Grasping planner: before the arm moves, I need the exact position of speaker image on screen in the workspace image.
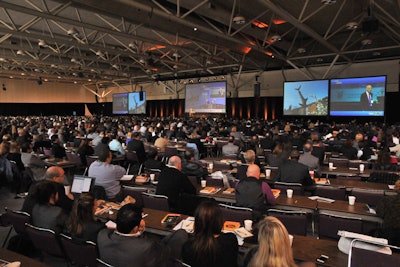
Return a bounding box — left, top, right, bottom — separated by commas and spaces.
254, 83, 260, 97
139, 91, 144, 101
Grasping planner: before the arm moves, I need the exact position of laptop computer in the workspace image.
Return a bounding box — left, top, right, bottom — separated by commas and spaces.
71, 175, 95, 195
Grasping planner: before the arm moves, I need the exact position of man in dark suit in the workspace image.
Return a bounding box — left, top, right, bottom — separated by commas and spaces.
276, 150, 314, 186
127, 132, 146, 164
97, 204, 187, 267
360, 84, 373, 110
156, 156, 196, 211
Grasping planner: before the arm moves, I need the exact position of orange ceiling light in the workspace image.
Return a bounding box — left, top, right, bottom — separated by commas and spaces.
265, 51, 273, 57
242, 47, 252, 54
273, 19, 287, 25
252, 21, 268, 29
147, 45, 166, 51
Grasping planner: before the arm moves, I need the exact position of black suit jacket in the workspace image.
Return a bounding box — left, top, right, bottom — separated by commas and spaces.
360, 92, 373, 110
156, 167, 196, 210
127, 139, 146, 163
276, 160, 314, 186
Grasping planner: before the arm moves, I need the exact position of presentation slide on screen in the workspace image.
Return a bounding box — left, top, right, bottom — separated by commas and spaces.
283, 80, 329, 116
330, 76, 386, 116
185, 82, 226, 113
128, 92, 146, 114
112, 93, 128, 114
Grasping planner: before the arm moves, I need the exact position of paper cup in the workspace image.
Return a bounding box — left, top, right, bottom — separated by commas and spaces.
201, 180, 207, 188
286, 189, 293, 198
289, 234, 294, 247
209, 163, 213, 170
359, 164, 365, 173
244, 219, 253, 232
64, 185, 71, 195
309, 170, 315, 179
265, 169, 271, 177
348, 196, 356, 205
150, 173, 155, 181
329, 162, 334, 169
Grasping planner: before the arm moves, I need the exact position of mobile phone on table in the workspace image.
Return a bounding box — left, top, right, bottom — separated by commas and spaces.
316, 254, 329, 264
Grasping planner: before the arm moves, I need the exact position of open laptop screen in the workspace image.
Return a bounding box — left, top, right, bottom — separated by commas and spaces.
71, 175, 95, 194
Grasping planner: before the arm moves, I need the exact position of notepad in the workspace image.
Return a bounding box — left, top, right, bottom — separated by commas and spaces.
161, 213, 181, 224
308, 196, 335, 203
120, 175, 134, 181
200, 187, 220, 194
223, 221, 240, 231
234, 227, 253, 239
223, 188, 235, 194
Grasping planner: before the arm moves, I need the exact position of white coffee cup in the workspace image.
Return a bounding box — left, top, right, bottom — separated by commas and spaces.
359, 164, 365, 173
244, 219, 253, 232
201, 180, 207, 188
265, 169, 271, 177
348, 196, 356, 205
150, 173, 156, 181
64, 185, 71, 195
329, 162, 334, 169
287, 189, 293, 198
209, 163, 213, 170
289, 234, 294, 247
309, 170, 315, 179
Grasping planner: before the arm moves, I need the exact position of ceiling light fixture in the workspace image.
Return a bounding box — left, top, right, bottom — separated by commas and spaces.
38, 39, 47, 47
345, 21, 359, 30
16, 50, 25, 55
321, 0, 336, 5
297, 47, 306, 54
361, 39, 372, 46
67, 27, 78, 36
271, 34, 281, 41
233, 0, 245, 24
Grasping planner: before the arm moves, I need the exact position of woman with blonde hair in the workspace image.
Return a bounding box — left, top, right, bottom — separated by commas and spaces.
245, 216, 297, 267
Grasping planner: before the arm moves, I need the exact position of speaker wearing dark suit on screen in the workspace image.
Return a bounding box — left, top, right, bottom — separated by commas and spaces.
360, 84, 373, 110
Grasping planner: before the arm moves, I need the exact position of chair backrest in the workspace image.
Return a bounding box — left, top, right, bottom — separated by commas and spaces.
25, 223, 66, 259
187, 176, 199, 188
164, 146, 178, 157
121, 186, 148, 207
336, 176, 362, 181
267, 209, 308, 236
219, 204, 252, 224
86, 156, 98, 167
274, 182, 304, 196
3, 208, 30, 235
329, 158, 350, 167
142, 193, 169, 211
318, 212, 363, 240
144, 168, 162, 181
367, 172, 400, 184
66, 152, 83, 167
348, 239, 400, 267
315, 186, 347, 201
205, 176, 224, 187
59, 233, 98, 267
212, 161, 231, 171
350, 189, 384, 205
125, 151, 139, 163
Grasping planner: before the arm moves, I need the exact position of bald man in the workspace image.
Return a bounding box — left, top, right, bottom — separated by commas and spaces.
360, 84, 373, 110
156, 156, 196, 211
22, 166, 73, 214
235, 164, 276, 212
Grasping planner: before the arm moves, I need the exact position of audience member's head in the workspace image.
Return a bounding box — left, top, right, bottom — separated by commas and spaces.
303, 142, 313, 153
289, 149, 300, 161
32, 180, 58, 205
228, 136, 235, 143
168, 155, 182, 170
243, 149, 256, 164
66, 193, 96, 236
192, 200, 223, 262
98, 146, 112, 162
184, 149, 195, 161
45, 166, 65, 184
246, 164, 260, 179
116, 204, 143, 234
21, 142, 32, 153
394, 179, 400, 194
248, 216, 296, 267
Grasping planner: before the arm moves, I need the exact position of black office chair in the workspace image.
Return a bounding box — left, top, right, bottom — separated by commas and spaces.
25, 223, 67, 263
267, 208, 308, 236
142, 192, 169, 211
318, 211, 363, 240
59, 233, 99, 267
219, 204, 252, 224
2, 208, 31, 248
121, 186, 148, 207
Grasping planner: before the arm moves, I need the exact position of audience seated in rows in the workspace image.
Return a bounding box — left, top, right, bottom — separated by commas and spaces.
276, 150, 314, 186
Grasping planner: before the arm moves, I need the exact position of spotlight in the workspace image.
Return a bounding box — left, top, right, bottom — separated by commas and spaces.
2, 83, 6, 91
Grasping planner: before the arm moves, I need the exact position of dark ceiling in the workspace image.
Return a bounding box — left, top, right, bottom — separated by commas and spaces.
0, 0, 399, 87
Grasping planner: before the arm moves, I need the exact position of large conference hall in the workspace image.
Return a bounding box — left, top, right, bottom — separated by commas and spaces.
0, 1, 400, 266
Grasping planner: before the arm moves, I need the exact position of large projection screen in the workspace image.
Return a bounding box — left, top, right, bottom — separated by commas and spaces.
329, 76, 386, 116
185, 82, 226, 113
128, 92, 146, 114
112, 93, 128, 114
283, 80, 329, 116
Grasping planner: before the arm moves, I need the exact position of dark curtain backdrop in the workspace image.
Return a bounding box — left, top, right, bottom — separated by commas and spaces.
0, 93, 398, 124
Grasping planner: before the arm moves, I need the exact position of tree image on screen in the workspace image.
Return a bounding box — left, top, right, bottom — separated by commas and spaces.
283, 80, 328, 116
